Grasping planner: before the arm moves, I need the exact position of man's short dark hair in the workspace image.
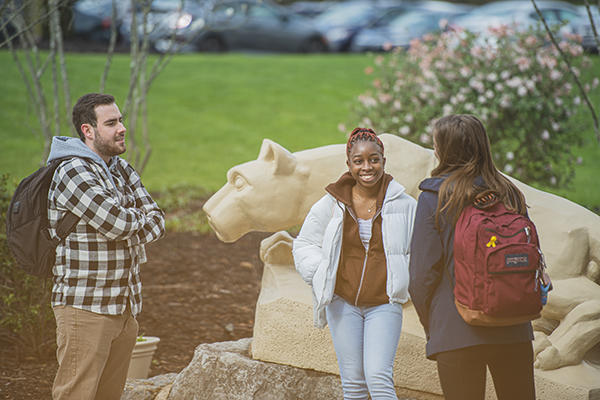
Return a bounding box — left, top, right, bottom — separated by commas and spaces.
72, 93, 116, 141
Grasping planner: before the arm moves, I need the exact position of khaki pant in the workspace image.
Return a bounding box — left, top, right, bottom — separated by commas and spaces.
52, 305, 139, 400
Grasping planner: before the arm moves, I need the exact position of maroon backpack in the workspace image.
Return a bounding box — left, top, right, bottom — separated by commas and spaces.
453, 191, 551, 327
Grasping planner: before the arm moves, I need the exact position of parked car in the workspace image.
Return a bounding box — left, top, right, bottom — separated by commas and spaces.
186, 0, 329, 53
450, 0, 582, 38
119, 0, 209, 53
287, 1, 338, 19
313, 0, 416, 52
578, 5, 599, 53
72, 0, 128, 42
351, 1, 473, 52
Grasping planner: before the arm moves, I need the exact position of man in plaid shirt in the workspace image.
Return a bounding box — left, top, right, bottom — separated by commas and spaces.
47, 93, 165, 399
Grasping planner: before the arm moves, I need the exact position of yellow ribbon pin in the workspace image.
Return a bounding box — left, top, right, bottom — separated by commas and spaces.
486, 236, 497, 248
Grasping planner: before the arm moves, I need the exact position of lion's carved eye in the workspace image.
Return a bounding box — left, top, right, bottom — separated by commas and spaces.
232, 174, 248, 190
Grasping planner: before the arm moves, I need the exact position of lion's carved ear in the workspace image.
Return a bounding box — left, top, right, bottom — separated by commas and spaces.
258, 139, 297, 175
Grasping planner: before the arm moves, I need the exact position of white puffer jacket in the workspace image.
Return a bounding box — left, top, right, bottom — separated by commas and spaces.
293, 179, 417, 328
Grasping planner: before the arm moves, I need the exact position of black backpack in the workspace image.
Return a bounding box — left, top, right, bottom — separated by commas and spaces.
6, 157, 79, 277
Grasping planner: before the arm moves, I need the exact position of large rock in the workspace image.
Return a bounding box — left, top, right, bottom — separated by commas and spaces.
167, 338, 434, 400
167, 338, 342, 399
122, 373, 177, 400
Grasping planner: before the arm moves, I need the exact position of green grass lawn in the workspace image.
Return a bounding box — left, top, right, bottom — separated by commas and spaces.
0, 51, 598, 212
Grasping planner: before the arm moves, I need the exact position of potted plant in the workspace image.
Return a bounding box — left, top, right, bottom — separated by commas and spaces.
127, 335, 160, 379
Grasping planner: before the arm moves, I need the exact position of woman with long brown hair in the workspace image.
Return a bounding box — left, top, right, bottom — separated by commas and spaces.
408, 114, 536, 400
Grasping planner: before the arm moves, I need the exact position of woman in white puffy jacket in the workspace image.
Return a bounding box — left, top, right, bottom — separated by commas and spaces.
293, 128, 416, 400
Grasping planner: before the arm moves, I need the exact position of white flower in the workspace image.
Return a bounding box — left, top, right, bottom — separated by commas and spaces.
576, 156, 583, 165
450, 96, 458, 105
593, 78, 600, 89
420, 133, 431, 143
518, 86, 527, 96
555, 98, 563, 106
486, 72, 498, 82
506, 151, 514, 160
500, 71, 510, 80
443, 104, 453, 115
393, 100, 402, 110
358, 95, 377, 108
536, 103, 543, 110
478, 95, 486, 104
399, 126, 410, 136
551, 122, 560, 131
485, 90, 494, 99
550, 70, 561, 80
550, 176, 557, 185
405, 114, 414, 123
337, 123, 346, 133
457, 93, 466, 102
525, 80, 535, 90
469, 78, 485, 93
362, 117, 372, 126
541, 130, 550, 140
506, 77, 522, 88
495, 83, 503, 91
391, 116, 400, 124
465, 103, 475, 111
500, 96, 511, 108
573, 96, 581, 105
504, 164, 514, 173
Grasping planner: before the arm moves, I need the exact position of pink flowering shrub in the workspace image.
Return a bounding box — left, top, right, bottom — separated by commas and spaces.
349, 25, 598, 187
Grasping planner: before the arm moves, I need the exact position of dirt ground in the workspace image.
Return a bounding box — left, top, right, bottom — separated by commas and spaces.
0, 230, 269, 399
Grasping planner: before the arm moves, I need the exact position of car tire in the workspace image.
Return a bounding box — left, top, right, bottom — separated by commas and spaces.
197, 36, 226, 52
301, 37, 328, 53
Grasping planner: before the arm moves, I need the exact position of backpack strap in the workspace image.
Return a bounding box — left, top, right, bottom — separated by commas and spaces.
51, 157, 82, 242
472, 190, 500, 210
55, 211, 79, 241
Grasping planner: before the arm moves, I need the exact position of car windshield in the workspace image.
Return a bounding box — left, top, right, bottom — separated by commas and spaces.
314, 2, 373, 26
389, 11, 438, 34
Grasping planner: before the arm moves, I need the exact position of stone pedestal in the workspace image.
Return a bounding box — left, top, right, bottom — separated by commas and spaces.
252, 256, 600, 400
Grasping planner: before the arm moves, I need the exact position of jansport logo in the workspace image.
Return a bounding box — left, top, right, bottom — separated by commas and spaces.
505, 253, 529, 268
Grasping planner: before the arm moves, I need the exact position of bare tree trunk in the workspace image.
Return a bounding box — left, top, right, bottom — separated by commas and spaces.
4, 0, 72, 162
531, 0, 600, 144
100, 0, 119, 93
50, 0, 73, 136
4, 0, 182, 171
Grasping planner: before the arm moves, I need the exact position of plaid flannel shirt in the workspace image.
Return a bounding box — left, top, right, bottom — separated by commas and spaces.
48, 156, 165, 316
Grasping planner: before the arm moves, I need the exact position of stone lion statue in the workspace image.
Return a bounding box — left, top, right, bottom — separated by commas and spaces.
203, 134, 600, 397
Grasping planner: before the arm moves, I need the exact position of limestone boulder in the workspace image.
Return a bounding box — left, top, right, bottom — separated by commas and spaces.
167, 338, 343, 400
121, 373, 177, 400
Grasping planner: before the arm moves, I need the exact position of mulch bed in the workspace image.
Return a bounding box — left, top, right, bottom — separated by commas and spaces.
0, 231, 268, 399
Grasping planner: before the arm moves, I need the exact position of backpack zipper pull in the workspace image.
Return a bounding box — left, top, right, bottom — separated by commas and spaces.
524, 226, 531, 243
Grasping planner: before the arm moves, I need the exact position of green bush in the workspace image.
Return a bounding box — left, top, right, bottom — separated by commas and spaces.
349, 24, 598, 187
0, 175, 55, 360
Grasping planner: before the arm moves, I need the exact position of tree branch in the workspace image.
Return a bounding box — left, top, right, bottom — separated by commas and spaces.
583, 0, 600, 53
100, 0, 119, 93
531, 0, 599, 144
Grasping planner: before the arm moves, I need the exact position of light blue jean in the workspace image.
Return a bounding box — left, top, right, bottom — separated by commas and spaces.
326, 295, 403, 400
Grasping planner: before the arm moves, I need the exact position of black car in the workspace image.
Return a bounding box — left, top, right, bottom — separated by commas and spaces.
72, 0, 127, 42
188, 0, 328, 53
119, 0, 209, 53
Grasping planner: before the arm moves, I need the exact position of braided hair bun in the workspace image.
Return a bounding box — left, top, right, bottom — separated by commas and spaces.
346, 127, 384, 155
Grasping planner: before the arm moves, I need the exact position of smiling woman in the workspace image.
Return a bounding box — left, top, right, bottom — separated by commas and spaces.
292, 126, 417, 400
